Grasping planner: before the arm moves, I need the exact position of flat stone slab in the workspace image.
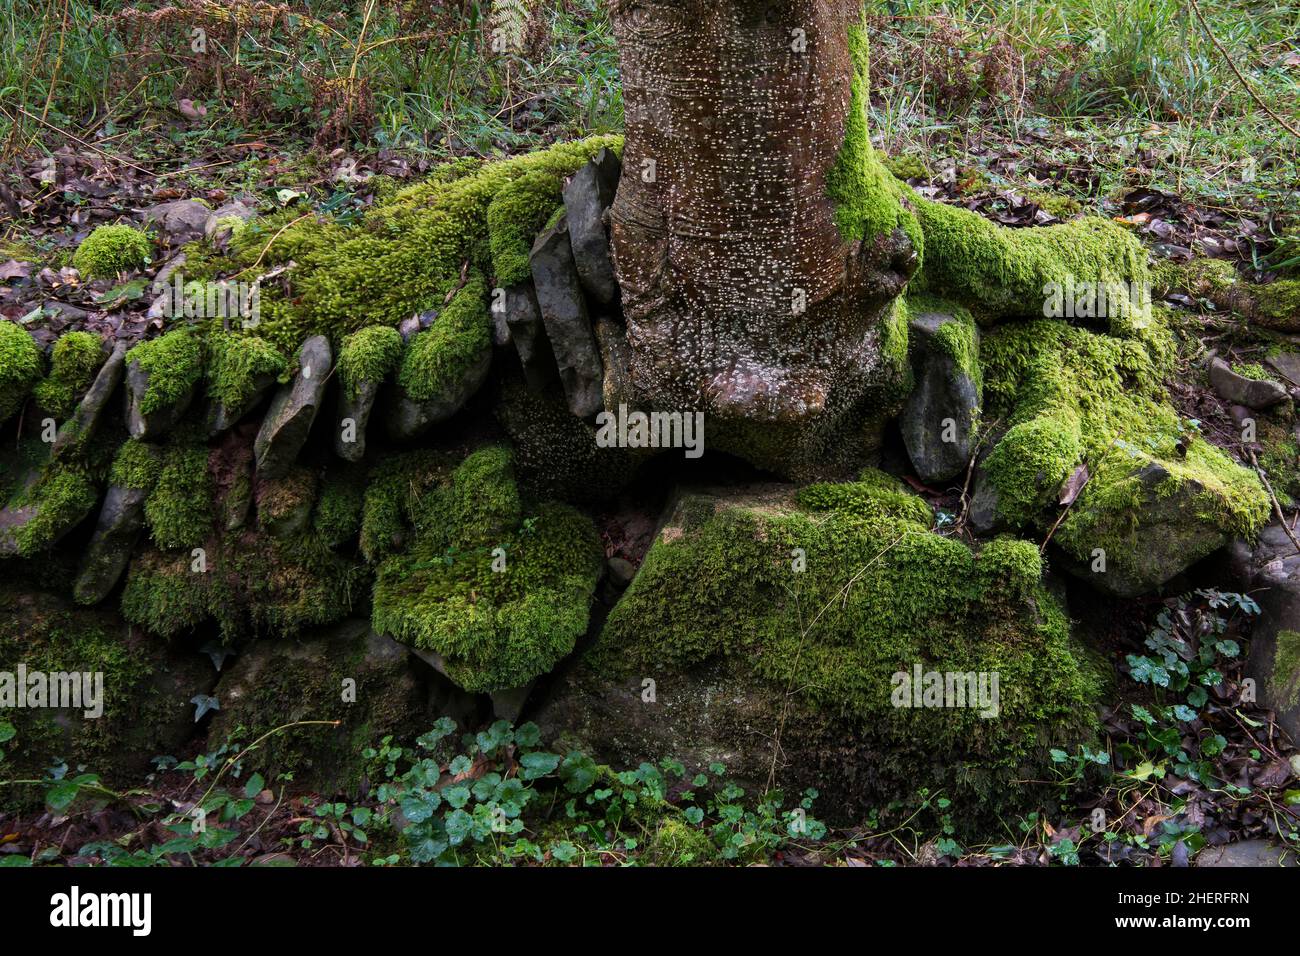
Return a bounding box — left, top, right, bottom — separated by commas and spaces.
254, 335, 331, 478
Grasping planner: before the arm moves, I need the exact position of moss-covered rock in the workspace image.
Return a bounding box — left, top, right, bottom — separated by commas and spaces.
205, 332, 288, 432
31, 331, 105, 419
979, 318, 1268, 594
143, 442, 213, 550
0, 586, 214, 805
125, 328, 204, 438
536, 477, 1103, 822
369, 446, 603, 692
71, 224, 151, 279
206, 618, 429, 793
0, 320, 43, 424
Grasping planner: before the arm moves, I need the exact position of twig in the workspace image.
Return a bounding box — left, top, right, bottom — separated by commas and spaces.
1247, 449, 1300, 555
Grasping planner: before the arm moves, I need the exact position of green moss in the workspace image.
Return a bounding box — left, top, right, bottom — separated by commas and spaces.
369, 447, 602, 692
1025, 189, 1083, 219
644, 817, 717, 866
883, 154, 931, 182
359, 450, 450, 564
796, 469, 933, 528
256, 466, 317, 536
827, 25, 923, 256
109, 439, 163, 492
71, 224, 152, 279
1273, 629, 1300, 709
126, 328, 204, 415
1254, 279, 1300, 330
588, 478, 1102, 815
0, 320, 43, 423
31, 331, 104, 418
144, 444, 213, 549
8, 467, 99, 556
121, 529, 364, 641
979, 318, 1268, 577
396, 275, 491, 401
314, 465, 366, 549
913, 198, 1150, 333
487, 169, 565, 286
206, 332, 288, 410
337, 325, 403, 399
211, 135, 620, 350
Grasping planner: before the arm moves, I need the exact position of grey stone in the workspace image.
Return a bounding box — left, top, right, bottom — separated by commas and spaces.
900, 312, 981, 485
607, 556, 636, 588
142, 200, 213, 246
386, 346, 491, 442
73, 483, 150, 605
563, 148, 622, 307
531, 216, 604, 418
967, 467, 1005, 536
504, 281, 558, 390
1209, 357, 1287, 409
204, 200, 257, 240
1266, 350, 1300, 388
52, 342, 125, 461
125, 357, 196, 440
334, 377, 381, 462
254, 335, 331, 478
1196, 840, 1295, 867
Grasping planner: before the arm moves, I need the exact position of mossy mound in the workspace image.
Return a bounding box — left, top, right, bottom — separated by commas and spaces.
980, 318, 1268, 594
914, 199, 1151, 333
0, 320, 43, 424
206, 332, 289, 411
125, 327, 205, 415
368, 446, 604, 692
337, 325, 403, 399
71, 224, 152, 279
31, 331, 105, 418
185, 135, 620, 351
541, 476, 1103, 821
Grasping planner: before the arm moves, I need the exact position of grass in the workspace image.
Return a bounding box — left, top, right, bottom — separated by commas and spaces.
0, 0, 1293, 237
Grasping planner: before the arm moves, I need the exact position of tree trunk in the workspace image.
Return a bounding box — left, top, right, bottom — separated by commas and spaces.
608, 0, 918, 471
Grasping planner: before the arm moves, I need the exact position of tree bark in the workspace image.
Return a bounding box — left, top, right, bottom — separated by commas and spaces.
608, 0, 918, 470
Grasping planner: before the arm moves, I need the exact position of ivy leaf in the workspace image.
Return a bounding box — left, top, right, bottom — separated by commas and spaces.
243, 773, 265, 798
191, 695, 220, 722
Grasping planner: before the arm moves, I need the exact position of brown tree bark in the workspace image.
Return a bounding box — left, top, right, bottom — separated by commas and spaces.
607, 0, 918, 471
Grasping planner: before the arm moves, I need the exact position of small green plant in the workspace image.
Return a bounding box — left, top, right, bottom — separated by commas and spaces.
71, 224, 152, 279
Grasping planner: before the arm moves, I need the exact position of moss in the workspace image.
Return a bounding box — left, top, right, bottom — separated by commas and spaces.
8, 467, 99, 556
126, 328, 205, 415
0, 587, 202, 798
31, 331, 104, 418
1253, 279, 1300, 330
1025, 189, 1083, 219
587, 478, 1102, 816
796, 469, 933, 528
913, 198, 1150, 333
337, 325, 402, 399
883, 154, 931, 182
208, 135, 619, 350
359, 450, 451, 563
144, 444, 213, 549
121, 529, 364, 641
109, 439, 163, 492
314, 465, 367, 549
0, 320, 43, 423
206, 332, 288, 410
396, 275, 491, 401
71, 224, 152, 279
487, 169, 566, 286
256, 466, 317, 536
1232, 361, 1272, 381
369, 447, 602, 692
979, 318, 1268, 580
644, 817, 717, 866
827, 25, 923, 256
1273, 629, 1300, 709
